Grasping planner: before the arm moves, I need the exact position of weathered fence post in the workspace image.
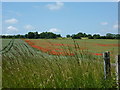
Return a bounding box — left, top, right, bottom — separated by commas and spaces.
116, 55, 120, 88
103, 51, 111, 79
118, 55, 120, 88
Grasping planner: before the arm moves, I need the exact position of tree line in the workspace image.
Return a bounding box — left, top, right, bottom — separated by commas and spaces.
67, 32, 120, 39
1, 32, 61, 39
1, 31, 120, 39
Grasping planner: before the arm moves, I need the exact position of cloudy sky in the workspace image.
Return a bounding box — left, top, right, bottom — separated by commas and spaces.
2, 2, 118, 36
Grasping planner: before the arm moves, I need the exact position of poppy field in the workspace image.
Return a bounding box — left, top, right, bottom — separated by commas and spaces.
2, 39, 119, 88
24, 39, 118, 61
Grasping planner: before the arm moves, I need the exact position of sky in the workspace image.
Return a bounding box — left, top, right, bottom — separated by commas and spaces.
1, 0, 119, 2
2, 2, 118, 36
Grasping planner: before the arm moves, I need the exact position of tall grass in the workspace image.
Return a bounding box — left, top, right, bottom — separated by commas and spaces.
2, 39, 117, 88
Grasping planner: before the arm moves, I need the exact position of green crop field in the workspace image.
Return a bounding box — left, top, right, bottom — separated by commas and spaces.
2, 39, 119, 88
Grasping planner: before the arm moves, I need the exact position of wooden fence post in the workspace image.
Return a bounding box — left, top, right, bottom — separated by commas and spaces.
103, 51, 111, 79
116, 55, 120, 88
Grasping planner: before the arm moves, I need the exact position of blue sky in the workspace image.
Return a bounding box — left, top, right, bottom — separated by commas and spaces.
2, 2, 118, 36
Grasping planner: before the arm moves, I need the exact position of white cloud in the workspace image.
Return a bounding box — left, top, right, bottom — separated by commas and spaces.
5, 18, 18, 24
46, 2, 64, 10
24, 25, 35, 30
48, 28, 61, 33
101, 22, 108, 25
7, 26, 18, 32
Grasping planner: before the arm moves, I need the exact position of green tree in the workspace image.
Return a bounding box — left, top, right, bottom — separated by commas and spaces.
93, 34, 100, 39
77, 32, 84, 37
106, 33, 115, 39
71, 34, 81, 39
56, 34, 61, 38
25, 34, 28, 38
34, 32, 39, 39
87, 34, 93, 39
66, 34, 71, 38
83, 33, 87, 37
115, 34, 120, 39
100, 36, 106, 39
39, 32, 57, 39
27, 32, 35, 39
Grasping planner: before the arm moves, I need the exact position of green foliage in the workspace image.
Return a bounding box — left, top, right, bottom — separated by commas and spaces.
39, 32, 57, 39
93, 34, 101, 39
56, 34, 61, 38
71, 32, 89, 39
66, 34, 71, 38
27, 32, 35, 39
87, 34, 93, 39
71, 34, 81, 39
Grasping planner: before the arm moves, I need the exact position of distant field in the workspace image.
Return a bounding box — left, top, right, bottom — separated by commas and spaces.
2, 39, 119, 55
24, 39, 119, 61
2, 39, 12, 48
2, 39, 119, 88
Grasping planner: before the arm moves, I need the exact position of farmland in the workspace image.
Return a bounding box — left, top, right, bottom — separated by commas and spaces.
2, 39, 119, 88
24, 39, 118, 56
